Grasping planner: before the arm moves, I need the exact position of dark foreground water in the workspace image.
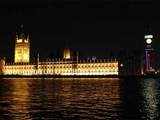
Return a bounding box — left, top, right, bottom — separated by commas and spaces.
0, 77, 160, 120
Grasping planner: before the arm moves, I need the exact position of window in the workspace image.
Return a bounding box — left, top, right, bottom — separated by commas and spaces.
24, 40, 28, 43
17, 39, 22, 43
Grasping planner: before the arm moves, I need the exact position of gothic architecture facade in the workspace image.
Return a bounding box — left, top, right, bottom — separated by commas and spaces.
0, 26, 119, 76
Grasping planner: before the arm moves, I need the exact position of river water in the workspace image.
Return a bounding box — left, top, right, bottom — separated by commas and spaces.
0, 77, 160, 120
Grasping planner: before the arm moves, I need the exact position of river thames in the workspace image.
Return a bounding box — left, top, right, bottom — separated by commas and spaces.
0, 77, 159, 120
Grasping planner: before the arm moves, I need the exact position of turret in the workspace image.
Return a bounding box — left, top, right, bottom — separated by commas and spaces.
0, 58, 5, 75
36, 52, 39, 69
63, 48, 71, 59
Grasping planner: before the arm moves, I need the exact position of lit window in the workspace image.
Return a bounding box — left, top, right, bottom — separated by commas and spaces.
24, 40, 28, 43
17, 39, 22, 43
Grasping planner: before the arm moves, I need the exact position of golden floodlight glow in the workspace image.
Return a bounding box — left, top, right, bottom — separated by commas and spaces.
3, 61, 119, 75
24, 40, 28, 43
17, 39, 22, 43
14, 38, 30, 63
63, 48, 71, 59
1, 26, 119, 76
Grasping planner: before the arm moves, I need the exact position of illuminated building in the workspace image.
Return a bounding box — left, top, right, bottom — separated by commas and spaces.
2, 59, 118, 76
0, 26, 119, 76
14, 25, 30, 63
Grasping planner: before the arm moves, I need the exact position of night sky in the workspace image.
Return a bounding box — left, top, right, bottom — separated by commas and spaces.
0, 0, 160, 60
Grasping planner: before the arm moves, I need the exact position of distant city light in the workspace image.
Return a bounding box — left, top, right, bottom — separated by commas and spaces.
120, 64, 123, 67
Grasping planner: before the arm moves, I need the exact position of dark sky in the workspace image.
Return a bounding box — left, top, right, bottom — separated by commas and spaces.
0, 0, 160, 59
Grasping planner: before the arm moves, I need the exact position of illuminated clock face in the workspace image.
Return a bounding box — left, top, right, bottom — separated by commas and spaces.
146, 38, 152, 44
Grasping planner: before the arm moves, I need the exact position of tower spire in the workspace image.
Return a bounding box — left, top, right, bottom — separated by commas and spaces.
145, 24, 152, 35
16, 24, 25, 39
65, 39, 69, 49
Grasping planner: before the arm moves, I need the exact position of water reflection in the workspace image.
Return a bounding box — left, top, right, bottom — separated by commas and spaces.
0, 78, 13, 120
140, 78, 160, 120
0, 78, 122, 120
120, 77, 142, 119
29, 78, 122, 119
2, 77, 160, 120
53, 78, 122, 120
9, 78, 31, 120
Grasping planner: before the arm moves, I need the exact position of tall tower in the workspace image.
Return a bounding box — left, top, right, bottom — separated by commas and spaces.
14, 25, 30, 63
144, 34, 155, 73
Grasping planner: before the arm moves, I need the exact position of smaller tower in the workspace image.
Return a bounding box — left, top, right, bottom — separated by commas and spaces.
76, 51, 79, 63
63, 48, 71, 59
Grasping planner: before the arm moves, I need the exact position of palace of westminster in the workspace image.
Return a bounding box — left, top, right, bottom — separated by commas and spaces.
0, 26, 119, 76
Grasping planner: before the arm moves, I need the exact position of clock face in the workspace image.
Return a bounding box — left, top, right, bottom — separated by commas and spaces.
146, 38, 152, 44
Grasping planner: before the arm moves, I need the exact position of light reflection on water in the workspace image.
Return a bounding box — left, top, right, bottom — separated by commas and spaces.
0, 77, 160, 120
140, 78, 160, 120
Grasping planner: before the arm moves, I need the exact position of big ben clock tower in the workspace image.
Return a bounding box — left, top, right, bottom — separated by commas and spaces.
144, 34, 155, 74
14, 25, 30, 63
